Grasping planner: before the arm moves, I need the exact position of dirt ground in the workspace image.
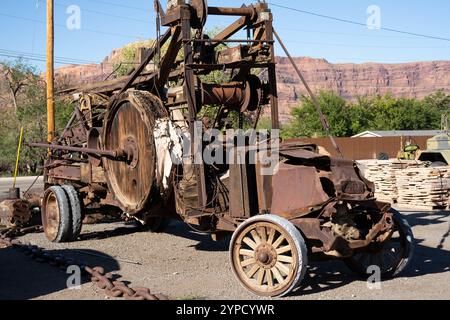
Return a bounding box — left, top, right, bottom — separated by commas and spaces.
1, 205, 449, 300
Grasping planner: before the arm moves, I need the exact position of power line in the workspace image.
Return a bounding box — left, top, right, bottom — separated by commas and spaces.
275, 27, 442, 40
88, 0, 152, 12
0, 48, 141, 67
269, 3, 450, 42
0, 12, 148, 40
0, 52, 86, 65
54, 2, 152, 24
282, 40, 450, 49
0, 48, 99, 65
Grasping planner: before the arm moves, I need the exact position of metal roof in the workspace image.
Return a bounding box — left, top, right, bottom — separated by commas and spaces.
352, 130, 446, 138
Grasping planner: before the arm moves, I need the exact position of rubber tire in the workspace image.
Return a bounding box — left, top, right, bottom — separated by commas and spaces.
345, 209, 414, 278
62, 185, 83, 241
42, 186, 71, 243
230, 214, 308, 298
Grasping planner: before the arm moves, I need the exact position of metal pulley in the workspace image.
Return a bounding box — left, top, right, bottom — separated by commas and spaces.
102, 91, 168, 215
190, 0, 208, 29
199, 75, 264, 112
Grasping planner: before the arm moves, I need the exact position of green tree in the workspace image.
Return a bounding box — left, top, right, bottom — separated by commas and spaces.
282, 91, 450, 139
283, 91, 354, 138
0, 59, 73, 175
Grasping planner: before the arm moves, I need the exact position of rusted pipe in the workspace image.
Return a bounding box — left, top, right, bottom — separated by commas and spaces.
208, 6, 256, 17
28, 142, 123, 158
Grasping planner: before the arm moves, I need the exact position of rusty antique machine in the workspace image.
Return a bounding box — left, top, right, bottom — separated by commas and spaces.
30, 1, 414, 297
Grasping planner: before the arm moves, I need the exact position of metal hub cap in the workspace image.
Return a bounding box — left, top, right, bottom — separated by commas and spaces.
255, 244, 277, 269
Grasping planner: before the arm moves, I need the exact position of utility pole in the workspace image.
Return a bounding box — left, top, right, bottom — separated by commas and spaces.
46, 0, 55, 143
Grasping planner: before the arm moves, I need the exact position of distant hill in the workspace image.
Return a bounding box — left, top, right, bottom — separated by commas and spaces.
275, 57, 450, 122
3, 48, 449, 123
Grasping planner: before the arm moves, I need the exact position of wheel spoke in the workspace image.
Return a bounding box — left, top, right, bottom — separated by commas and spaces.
257, 267, 265, 285
243, 237, 257, 250
267, 269, 274, 288
241, 258, 257, 267
275, 262, 291, 276
278, 254, 294, 264
251, 230, 262, 245
258, 227, 267, 243
272, 266, 285, 284
267, 228, 276, 245
276, 245, 291, 255
272, 235, 285, 249
239, 249, 255, 257
247, 264, 260, 278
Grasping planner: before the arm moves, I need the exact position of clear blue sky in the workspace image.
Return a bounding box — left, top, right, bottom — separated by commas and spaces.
1, 0, 449, 70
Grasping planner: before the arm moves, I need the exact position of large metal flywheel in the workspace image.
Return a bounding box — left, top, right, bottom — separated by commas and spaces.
102, 91, 168, 215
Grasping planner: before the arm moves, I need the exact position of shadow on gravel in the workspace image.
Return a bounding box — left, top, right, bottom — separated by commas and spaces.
0, 247, 119, 300
401, 211, 449, 227
438, 223, 450, 250
164, 221, 231, 252
291, 260, 357, 296
78, 220, 231, 251
403, 238, 450, 277
80, 225, 138, 241
288, 238, 450, 297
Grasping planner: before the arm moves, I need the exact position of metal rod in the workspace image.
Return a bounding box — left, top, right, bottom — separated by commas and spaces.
28, 142, 120, 158
12, 127, 24, 189
184, 39, 274, 44
273, 28, 344, 158
118, 28, 172, 96
208, 6, 255, 17
46, 0, 55, 143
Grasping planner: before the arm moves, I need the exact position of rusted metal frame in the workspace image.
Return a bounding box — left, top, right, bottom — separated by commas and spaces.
263, 16, 280, 130
48, 163, 81, 182
161, 5, 183, 27
181, 7, 207, 209
28, 142, 123, 158
291, 218, 338, 253
153, 0, 166, 19
212, 16, 248, 48
74, 105, 89, 136
57, 110, 77, 143
61, 73, 156, 96
292, 209, 394, 254
156, 26, 182, 88
186, 62, 270, 71
347, 211, 394, 250
187, 39, 273, 44
118, 27, 172, 96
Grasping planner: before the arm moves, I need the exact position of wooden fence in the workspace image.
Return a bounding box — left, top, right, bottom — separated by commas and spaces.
288, 136, 432, 160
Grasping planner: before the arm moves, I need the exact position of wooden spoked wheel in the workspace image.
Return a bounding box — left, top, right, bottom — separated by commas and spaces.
230, 215, 308, 297
102, 91, 167, 215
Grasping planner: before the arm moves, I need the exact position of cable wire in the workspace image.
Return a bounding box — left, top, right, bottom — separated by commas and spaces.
269, 3, 450, 42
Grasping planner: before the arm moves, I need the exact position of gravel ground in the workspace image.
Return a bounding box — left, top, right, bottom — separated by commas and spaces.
0, 207, 449, 300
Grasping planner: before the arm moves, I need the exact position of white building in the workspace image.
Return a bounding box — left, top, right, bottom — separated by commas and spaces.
352, 130, 444, 138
